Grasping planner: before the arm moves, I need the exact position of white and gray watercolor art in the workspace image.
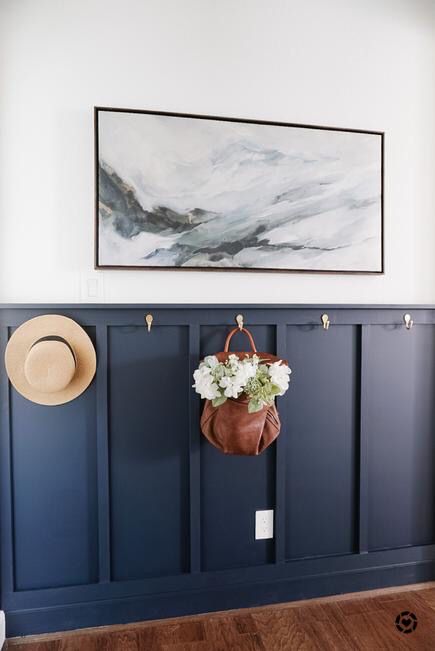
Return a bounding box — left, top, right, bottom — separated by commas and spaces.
96, 110, 383, 272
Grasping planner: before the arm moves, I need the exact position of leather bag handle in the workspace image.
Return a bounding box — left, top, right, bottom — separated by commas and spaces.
224, 327, 257, 353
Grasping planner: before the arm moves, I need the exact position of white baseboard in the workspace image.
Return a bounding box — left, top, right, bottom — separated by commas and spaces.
0, 610, 5, 649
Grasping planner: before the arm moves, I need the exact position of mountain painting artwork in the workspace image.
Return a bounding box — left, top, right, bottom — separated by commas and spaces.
95, 108, 383, 273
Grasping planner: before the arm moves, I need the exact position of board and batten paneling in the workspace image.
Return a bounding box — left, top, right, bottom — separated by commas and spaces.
10, 327, 98, 591
108, 324, 190, 580
285, 325, 359, 559
199, 326, 276, 571
366, 324, 435, 551
2, 305, 435, 637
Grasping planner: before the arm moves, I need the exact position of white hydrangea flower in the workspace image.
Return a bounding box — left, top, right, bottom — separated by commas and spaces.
219, 375, 241, 398
268, 361, 291, 395
193, 366, 221, 400
192, 352, 291, 408
233, 364, 253, 388
226, 354, 240, 372
243, 358, 258, 378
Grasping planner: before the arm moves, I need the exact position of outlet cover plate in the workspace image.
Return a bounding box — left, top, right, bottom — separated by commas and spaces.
255, 509, 274, 540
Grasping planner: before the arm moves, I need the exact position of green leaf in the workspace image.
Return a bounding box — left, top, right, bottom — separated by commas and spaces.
212, 395, 227, 408
248, 399, 263, 413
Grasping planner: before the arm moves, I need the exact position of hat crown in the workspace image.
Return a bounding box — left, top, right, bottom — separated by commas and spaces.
5, 314, 96, 405
24, 339, 76, 394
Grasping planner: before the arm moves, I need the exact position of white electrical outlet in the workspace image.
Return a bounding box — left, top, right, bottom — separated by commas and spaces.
255, 509, 274, 540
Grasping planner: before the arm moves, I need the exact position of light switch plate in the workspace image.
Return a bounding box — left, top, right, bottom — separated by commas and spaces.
255, 509, 274, 540
80, 273, 105, 302
87, 278, 99, 298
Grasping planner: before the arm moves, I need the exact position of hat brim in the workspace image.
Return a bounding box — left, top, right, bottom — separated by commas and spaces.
5, 315, 96, 406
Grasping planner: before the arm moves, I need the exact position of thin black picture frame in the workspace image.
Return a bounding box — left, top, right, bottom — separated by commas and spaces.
94, 106, 384, 275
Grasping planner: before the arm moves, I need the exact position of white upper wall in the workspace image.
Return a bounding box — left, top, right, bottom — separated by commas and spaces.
0, 0, 434, 303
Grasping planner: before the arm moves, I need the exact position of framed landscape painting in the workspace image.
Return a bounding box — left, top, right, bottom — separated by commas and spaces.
95, 107, 383, 273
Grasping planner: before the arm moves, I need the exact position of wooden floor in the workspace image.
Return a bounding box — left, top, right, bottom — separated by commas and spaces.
7, 583, 435, 650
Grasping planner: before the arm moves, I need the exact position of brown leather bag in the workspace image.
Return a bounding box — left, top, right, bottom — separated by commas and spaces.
200, 327, 286, 456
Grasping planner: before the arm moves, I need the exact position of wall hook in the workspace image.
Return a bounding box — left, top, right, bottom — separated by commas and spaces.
236, 314, 244, 331
321, 313, 330, 331
403, 313, 413, 330
145, 314, 154, 332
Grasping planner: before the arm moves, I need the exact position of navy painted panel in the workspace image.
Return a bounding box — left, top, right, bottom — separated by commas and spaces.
367, 325, 435, 550
199, 325, 275, 571
3, 305, 435, 637
109, 325, 190, 581
285, 325, 358, 559
10, 329, 98, 590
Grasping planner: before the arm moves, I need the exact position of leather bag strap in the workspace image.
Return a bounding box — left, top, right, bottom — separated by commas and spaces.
224, 327, 257, 353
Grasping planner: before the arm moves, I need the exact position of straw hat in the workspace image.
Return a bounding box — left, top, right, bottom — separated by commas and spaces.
4, 314, 96, 405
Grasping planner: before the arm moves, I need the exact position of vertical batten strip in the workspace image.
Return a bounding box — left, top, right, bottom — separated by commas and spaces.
188, 323, 201, 573
275, 323, 288, 564
358, 325, 370, 553
0, 326, 15, 595
96, 325, 111, 582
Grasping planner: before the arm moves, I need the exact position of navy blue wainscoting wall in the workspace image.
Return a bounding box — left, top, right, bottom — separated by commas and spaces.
1, 304, 435, 636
